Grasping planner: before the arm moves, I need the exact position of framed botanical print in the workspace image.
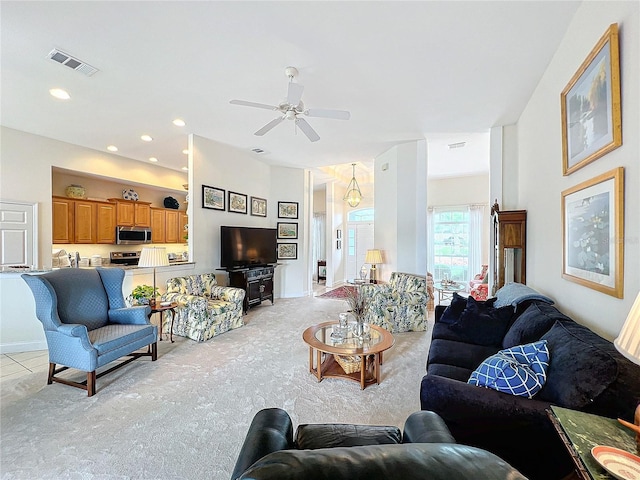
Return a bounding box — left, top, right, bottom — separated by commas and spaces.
278, 201, 298, 219
561, 167, 624, 298
277, 222, 298, 239
228, 191, 248, 214
250, 197, 267, 217
202, 185, 225, 211
561, 23, 621, 175
277, 243, 297, 260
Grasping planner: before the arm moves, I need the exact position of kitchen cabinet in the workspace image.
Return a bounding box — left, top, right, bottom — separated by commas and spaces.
109, 199, 151, 227
74, 200, 96, 243
52, 197, 74, 243
150, 208, 166, 243
165, 210, 180, 243
53, 197, 116, 245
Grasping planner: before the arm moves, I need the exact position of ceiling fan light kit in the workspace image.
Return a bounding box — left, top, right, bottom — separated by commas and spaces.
344, 163, 363, 207
230, 66, 350, 142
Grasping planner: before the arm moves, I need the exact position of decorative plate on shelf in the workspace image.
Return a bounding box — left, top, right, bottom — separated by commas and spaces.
591, 446, 640, 480
122, 188, 139, 201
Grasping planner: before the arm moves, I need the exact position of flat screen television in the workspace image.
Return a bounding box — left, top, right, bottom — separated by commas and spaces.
220, 226, 277, 269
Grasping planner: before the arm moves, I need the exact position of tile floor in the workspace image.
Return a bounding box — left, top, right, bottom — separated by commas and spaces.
1, 281, 335, 385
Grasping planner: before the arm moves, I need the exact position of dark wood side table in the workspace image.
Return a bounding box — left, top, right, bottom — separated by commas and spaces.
148, 302, 178, 343
547, 406, 637, 480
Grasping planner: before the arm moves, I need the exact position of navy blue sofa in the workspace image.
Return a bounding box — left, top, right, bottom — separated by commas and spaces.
420, 288, 640, 480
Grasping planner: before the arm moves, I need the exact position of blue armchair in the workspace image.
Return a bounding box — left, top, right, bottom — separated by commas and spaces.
22, 268, 157, 396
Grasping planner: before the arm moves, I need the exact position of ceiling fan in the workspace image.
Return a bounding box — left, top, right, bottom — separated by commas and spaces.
230, 66, 350, 142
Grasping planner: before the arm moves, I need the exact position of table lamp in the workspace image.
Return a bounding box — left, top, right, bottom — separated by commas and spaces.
614, 291, 640, 453
364, 249, 383, 284
138, 247, 169, 306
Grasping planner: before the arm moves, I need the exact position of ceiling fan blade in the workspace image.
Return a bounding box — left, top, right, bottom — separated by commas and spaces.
287, 83, 304, 106
230, 99, 279, 111
254, 116, 285, 136
305, 108, 351, 120
295, 117, 320, 142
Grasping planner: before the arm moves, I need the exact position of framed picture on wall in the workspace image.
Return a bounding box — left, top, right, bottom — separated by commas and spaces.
278, 201, 298, 219
561, 23, 621, 176
250, 197, 267, 217
561, 167, 624, 298
228, 191, 247, 214
277, 222, 298, 239
202, 185, 225, 211
277, 243, 297, 260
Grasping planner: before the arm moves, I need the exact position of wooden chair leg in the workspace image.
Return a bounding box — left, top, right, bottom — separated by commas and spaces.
48, 363, 55, 385
151, 342, 158, 361
87, 371, 96, 397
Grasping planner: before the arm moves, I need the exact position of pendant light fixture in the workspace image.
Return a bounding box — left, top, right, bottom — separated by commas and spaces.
344, 163, 363, 207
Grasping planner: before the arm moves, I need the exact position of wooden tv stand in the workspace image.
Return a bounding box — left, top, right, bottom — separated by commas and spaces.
226, 265, 275, 313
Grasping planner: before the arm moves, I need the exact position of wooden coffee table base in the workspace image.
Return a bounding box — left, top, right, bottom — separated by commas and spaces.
309, 349, 381, 390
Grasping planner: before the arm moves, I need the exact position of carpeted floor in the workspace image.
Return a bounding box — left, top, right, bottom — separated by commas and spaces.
0, 295, 432, 480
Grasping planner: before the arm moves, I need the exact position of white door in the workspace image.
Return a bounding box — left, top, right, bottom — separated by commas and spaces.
0, 201, 38, 268
346, 222, 374, 281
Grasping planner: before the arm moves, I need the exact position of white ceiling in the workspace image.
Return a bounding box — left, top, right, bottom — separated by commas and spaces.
1, 1, 580, 186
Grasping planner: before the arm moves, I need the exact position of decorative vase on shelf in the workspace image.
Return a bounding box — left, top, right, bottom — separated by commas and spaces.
65, 184, 86, 199
359, 265, 368, 282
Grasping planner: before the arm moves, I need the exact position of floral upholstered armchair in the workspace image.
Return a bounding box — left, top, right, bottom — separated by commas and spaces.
360, 272, 430, 333
161, 273, 245, 342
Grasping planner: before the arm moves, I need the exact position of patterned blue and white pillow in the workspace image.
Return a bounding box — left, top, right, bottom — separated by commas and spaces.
468, 340, 549, 398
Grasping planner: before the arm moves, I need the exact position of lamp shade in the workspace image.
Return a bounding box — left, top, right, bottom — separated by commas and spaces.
138, 247, 169, 268
614, 292, 640, 366
365, 249, 383, 265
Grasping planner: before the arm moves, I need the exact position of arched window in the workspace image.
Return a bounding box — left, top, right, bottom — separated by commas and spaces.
348, 208, 374, 222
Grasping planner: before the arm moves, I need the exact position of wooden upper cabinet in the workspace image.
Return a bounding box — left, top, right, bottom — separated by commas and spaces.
108, 199, 152, 227
150, 208, 166, 243
52, 197, 74, 244
134, 203, 151, 227
165, 210, 180, 243
74, 200, 96, 244
179, 212, 188, 243
96, 202, 116, 244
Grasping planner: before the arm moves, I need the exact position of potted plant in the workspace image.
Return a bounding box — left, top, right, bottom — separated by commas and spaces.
130, 285, 158, 305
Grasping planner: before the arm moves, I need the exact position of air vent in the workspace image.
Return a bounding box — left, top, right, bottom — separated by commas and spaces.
251, 147, 266, 154
47, 49, 98, 77
448, 141, 467, 150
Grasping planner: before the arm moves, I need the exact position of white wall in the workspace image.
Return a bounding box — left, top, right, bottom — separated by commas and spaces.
374, 140, 428, 280
516, 2, 639, 339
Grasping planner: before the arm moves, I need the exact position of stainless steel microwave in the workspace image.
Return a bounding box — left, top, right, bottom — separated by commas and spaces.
116, 226, 152, 245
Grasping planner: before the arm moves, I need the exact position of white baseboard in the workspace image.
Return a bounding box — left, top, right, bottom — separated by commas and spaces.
0, 341, 48, 355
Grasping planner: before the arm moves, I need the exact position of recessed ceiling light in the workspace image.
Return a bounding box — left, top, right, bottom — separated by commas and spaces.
182, 166, 189, 171
107, 145, 118, 152
141, 134, 153, 142
182, 149, 190, 155
149, 157, 158, 162
49, 88, 70, 100
173, 118, 186, 127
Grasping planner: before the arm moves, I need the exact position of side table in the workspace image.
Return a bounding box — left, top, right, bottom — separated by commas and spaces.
148, 302, 178, 343
547, 406, 637, 480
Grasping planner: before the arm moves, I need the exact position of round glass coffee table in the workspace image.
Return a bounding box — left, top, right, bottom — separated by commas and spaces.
302, 321, 394, 389
433, 281, 466, 305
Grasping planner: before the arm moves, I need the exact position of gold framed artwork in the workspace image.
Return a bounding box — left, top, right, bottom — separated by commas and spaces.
561, 167, 624, 298
561, 23, 621, 176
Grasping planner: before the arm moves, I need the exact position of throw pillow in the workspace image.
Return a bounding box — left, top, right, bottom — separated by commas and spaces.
468, 340, 549, 398
537, 320, 617, 408
494, 283, 554, 309
450, 296, 514, 346
439, 292, 468, 324
502, 302, 573, 349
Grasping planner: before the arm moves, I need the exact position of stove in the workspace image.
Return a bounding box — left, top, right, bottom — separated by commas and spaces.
110, 251, 140, 266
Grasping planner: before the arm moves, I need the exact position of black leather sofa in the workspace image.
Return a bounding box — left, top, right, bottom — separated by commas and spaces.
420, 289, 640, 480
231, 408, 528, 480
